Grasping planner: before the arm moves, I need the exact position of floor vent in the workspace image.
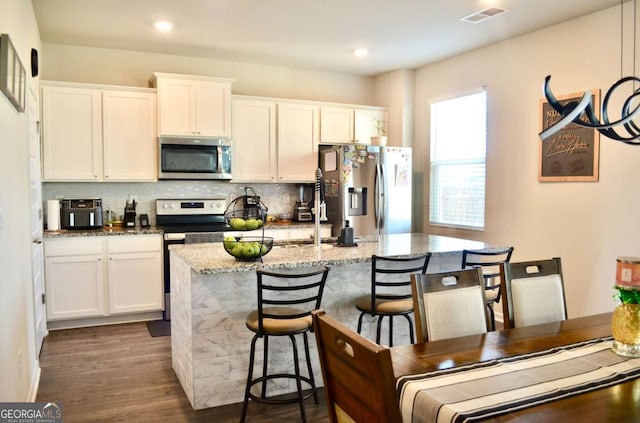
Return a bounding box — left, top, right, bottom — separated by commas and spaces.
461, 7, 508, 23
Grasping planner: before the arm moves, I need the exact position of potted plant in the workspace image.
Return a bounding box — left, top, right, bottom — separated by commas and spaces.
370, 118, 387, 146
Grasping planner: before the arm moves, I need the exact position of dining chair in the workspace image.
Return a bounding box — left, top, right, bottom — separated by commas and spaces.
411, 268, 488, 342
355, 253, 431, 346
240, 266, 330, 423
312, 310, 402, 423
462, 247, 515, 330
500, 257, 567, 329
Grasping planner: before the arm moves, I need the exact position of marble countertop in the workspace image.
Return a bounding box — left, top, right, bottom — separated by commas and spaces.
170, 233, 491, 274
43, 221, 330, 238
43, 226, 164, 238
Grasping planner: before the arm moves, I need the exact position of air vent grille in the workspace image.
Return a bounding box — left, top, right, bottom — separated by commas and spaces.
461, 7, 508, 23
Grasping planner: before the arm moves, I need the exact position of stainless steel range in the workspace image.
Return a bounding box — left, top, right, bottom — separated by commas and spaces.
156, 198, 228, 320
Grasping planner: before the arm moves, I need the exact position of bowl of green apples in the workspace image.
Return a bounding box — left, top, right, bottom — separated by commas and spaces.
222, 236, 273, 261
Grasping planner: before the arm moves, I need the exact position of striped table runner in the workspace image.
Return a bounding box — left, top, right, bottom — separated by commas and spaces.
397, 337, 640, 423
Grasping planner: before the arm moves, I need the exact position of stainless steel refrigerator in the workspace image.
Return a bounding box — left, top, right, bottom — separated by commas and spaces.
318, 144, 412, 241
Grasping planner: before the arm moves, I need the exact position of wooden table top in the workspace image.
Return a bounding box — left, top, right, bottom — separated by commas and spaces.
390, 313, 640, 422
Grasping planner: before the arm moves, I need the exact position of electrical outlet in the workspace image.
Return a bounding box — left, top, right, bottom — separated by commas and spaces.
284, 194, 291, 204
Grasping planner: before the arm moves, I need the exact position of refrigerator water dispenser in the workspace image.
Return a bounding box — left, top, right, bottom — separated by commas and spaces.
348, 187, 367, 216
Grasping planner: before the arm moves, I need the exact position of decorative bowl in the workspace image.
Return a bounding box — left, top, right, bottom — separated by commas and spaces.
223, 236, 273, 261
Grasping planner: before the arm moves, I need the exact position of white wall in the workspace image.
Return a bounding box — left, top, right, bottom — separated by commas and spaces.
415, 5, 636, 318
0, 0, 41, 401
41, 43, 376, 105
374, 69, 415, 148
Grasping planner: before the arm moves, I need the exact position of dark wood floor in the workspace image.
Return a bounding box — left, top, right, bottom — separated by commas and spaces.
36, 322, 330, 422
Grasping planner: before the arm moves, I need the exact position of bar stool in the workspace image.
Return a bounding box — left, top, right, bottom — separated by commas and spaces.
355, 254, 430, 346
240, 266, 330, 423
462, 247, 514, 330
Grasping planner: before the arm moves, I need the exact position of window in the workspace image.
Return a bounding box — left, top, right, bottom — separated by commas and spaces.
429, 90, 486, 229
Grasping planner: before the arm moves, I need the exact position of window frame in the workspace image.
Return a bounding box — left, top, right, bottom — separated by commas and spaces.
428, 89, 487, 231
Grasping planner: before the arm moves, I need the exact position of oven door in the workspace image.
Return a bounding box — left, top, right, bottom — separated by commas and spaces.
158, 138, 232, 180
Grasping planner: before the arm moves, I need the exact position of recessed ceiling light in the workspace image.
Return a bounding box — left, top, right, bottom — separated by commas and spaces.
154, 21, 174, 32
353, 48, 369, 58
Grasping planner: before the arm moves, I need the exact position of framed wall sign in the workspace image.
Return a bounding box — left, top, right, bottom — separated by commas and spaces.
538, 90, 600, 182
0, 33, 26, 113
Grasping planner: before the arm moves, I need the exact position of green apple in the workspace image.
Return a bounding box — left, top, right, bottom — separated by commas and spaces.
229, 217, 246, 230
223, 236, 237, 250
231, 244, 244, 258
242, 243, 256, 258
245, 219, 259, 230
260, 244, 268, 255
256, 219, 263, 228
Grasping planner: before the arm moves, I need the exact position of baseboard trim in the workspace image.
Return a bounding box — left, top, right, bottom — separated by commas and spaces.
28, 360, 41, 402
47, 311, 163, 330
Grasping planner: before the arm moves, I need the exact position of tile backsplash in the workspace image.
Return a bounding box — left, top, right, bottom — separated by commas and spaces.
43, 181, 311, 227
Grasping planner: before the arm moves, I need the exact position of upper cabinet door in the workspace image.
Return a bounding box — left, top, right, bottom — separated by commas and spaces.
231, 99, 277, 182
156, 77, 196, 136
354, 108, 387, 144
194, 80, 232, 138
277, 102, 319, 182
102, 90, 157, 181
41, 85, 103, 181
154, 74, 233, 138
320, 106, 354, 144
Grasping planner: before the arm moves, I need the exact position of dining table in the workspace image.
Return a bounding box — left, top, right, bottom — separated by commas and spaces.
390, 313, 640, 422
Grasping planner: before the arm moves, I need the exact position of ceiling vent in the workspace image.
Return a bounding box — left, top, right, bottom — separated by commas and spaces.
460, 7, 508, 23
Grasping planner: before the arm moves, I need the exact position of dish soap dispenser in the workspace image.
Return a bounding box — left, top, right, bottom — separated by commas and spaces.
339, 220, 354, 246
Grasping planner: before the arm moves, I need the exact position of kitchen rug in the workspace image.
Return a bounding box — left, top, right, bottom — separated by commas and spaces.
146, 320, 171, 337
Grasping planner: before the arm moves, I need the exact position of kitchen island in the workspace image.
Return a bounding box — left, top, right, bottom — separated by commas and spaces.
169, 233, 492, 409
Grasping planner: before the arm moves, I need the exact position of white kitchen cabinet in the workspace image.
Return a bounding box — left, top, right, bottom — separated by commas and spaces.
355, 108, 387, 144
44, 238, 105, 320
41, 82, 157, 182
107, 236, 163, 314
41, 85, 102, 181
102, 90, 157, 181
319, 106, 387, 145
320, 106, 354, 144
231, 98, 277, 182
44, 234, 163, 322
277, 102, 320, 182
151, 73, 233, 138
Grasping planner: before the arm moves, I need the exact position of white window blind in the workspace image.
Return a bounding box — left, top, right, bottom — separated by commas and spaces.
429, 91, 486, 229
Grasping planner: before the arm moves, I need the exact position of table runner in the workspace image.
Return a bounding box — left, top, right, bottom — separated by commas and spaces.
397, 337, 640, 423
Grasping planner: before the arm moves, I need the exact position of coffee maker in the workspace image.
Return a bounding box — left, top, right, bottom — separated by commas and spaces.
293, 185, 313, 222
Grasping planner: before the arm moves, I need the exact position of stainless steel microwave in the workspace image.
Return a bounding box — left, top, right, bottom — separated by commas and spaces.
158, 138, 232, 180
